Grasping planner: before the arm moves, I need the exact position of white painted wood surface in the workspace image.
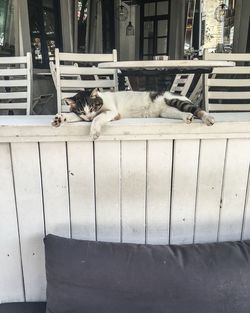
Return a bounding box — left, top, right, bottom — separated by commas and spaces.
0, 53, 32, 114
0, 114, 250, 303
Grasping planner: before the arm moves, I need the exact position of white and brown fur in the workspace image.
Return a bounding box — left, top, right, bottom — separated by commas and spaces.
52, 89, 215, 140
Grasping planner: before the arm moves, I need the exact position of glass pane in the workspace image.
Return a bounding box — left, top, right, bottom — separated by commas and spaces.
43, 9, 55, 36
32, 37, 43, 63
157, 1, 168, 15
157, 20, 167, 37
144, 3, 155, 16
0, 0, 15, 56
144, 38, 153, 55
157, 37, 167, 54
144, 21, 154, 38
42, 0, 53, 9
47, 39, 55, 60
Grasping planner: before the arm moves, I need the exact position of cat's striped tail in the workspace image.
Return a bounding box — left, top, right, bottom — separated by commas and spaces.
164, 97, 201, 115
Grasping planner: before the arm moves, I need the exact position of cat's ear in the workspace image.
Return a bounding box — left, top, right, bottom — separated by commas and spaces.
64, 98, 76, 109
90, 88, 99, 98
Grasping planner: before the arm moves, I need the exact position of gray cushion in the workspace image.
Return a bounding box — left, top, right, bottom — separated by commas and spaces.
0, 302, 46, 313
44, 234, 250, 313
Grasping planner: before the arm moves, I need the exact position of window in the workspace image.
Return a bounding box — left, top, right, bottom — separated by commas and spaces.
0, 0, 15, 56
140, 0, 170, 60
28, 0, 62, 68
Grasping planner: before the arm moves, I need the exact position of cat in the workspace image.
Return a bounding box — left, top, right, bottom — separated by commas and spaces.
52, 88, 215, 140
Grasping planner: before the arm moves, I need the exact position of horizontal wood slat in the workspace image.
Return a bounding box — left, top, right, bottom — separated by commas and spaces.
208, 103, 250, 111
0, 102, 28, 109
0, 92, 27, 99
208, 79, 250, 87
0, 56, 28, 64
208, 91, 250, 99
0, 69, 27, 76
0, 80, 28, 87
204, 52, 250, 61
60, 66, 116, 76
60, 79, 116, 89
58, 53, 115, 62
212, 66, 250, 74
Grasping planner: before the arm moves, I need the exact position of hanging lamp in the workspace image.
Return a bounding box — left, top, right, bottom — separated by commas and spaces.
126, 0, 135, 36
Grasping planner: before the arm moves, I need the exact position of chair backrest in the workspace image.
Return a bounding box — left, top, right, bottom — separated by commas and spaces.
54, 48, 118, 113
203, 50, 250, 112
0, 53, 32, 115
170, 73, 195, 96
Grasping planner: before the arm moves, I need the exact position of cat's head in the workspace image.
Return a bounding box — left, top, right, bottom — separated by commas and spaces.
64, 88, 103, 121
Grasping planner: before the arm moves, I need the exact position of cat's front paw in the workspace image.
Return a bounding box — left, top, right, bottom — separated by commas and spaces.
183, 113, 193, 124
90, 123, 101, 140
52, 114, 67, 127
202, 114, 215, 126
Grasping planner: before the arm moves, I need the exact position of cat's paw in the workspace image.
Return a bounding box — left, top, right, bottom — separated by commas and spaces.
183, 113, 193, 124
52, 114, 67, 127
90, 123, 101, 140
202, 114, 215, 126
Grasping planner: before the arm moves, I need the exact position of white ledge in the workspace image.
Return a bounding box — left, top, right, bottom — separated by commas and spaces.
0, 113, 250, 142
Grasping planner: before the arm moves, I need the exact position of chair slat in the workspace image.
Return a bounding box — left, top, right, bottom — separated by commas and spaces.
0, 80, 28, 87
0, 56, 28, 64
208, 79, 250, 87
59, 53, 115, 62
0, 92, 27, 99
0, 102, 28, 109
0, 69, 27, 76
204, 51, 250, 62
208, 91, 250, 99
60, 79, 116, 89
212, 66, 250, 74
60, 66, 116, 76
208, 103, 250, 111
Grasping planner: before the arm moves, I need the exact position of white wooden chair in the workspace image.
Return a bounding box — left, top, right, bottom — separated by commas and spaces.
0, 53, 32, 115
52, 48, 118, 113
170, 73, 195, 96
203, 51, 250, 112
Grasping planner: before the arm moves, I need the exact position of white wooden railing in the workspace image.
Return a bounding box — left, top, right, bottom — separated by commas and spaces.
1, 114, 250, 303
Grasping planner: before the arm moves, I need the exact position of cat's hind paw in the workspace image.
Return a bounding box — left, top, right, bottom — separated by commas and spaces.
202, 114, 215, 126
52, 114, 67, 127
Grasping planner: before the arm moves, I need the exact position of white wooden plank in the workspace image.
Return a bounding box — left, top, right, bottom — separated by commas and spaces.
0, 56, 27, 64
95, 141, 121, 242
0, 69, 27, 76
208, 103, 250, 111
121, 141, 146, 243
0, 143, 24, 302
60, 79, 115, 89
39, 142, 70, 237
208, 91, 250, 99
194, 139, 226, 243
0, 92, 27, 99
170, 139, 200, 244
146, 140, 172, 244
11, 143, 46, 301
212, 67, 250, 74
67, 141, 96, 240
204, 51, 250, 61
0, 80, 28, 87
0, 103, 28, 110
60, 67, 116, 75
208, 79, 250, 87
59, 52, 115, 62
218, 139, 250, 241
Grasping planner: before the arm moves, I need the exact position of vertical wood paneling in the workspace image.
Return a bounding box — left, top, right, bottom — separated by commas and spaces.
11, 143, 46, 301
146, 140, 172, 244
218, 139, 250, 242
67, 142, 96, 240
170, 139, 200, 244
95, 141, 121, 242
194, 139, 226, 243
0, 144, 24, 303
121, 141, 146, 244
39, 142, 70, 237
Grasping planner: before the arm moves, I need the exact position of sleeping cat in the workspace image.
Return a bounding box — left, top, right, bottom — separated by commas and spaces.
52, 88, 215, 140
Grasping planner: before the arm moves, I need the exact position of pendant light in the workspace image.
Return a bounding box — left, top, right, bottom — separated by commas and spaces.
126, 0, 135, 36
